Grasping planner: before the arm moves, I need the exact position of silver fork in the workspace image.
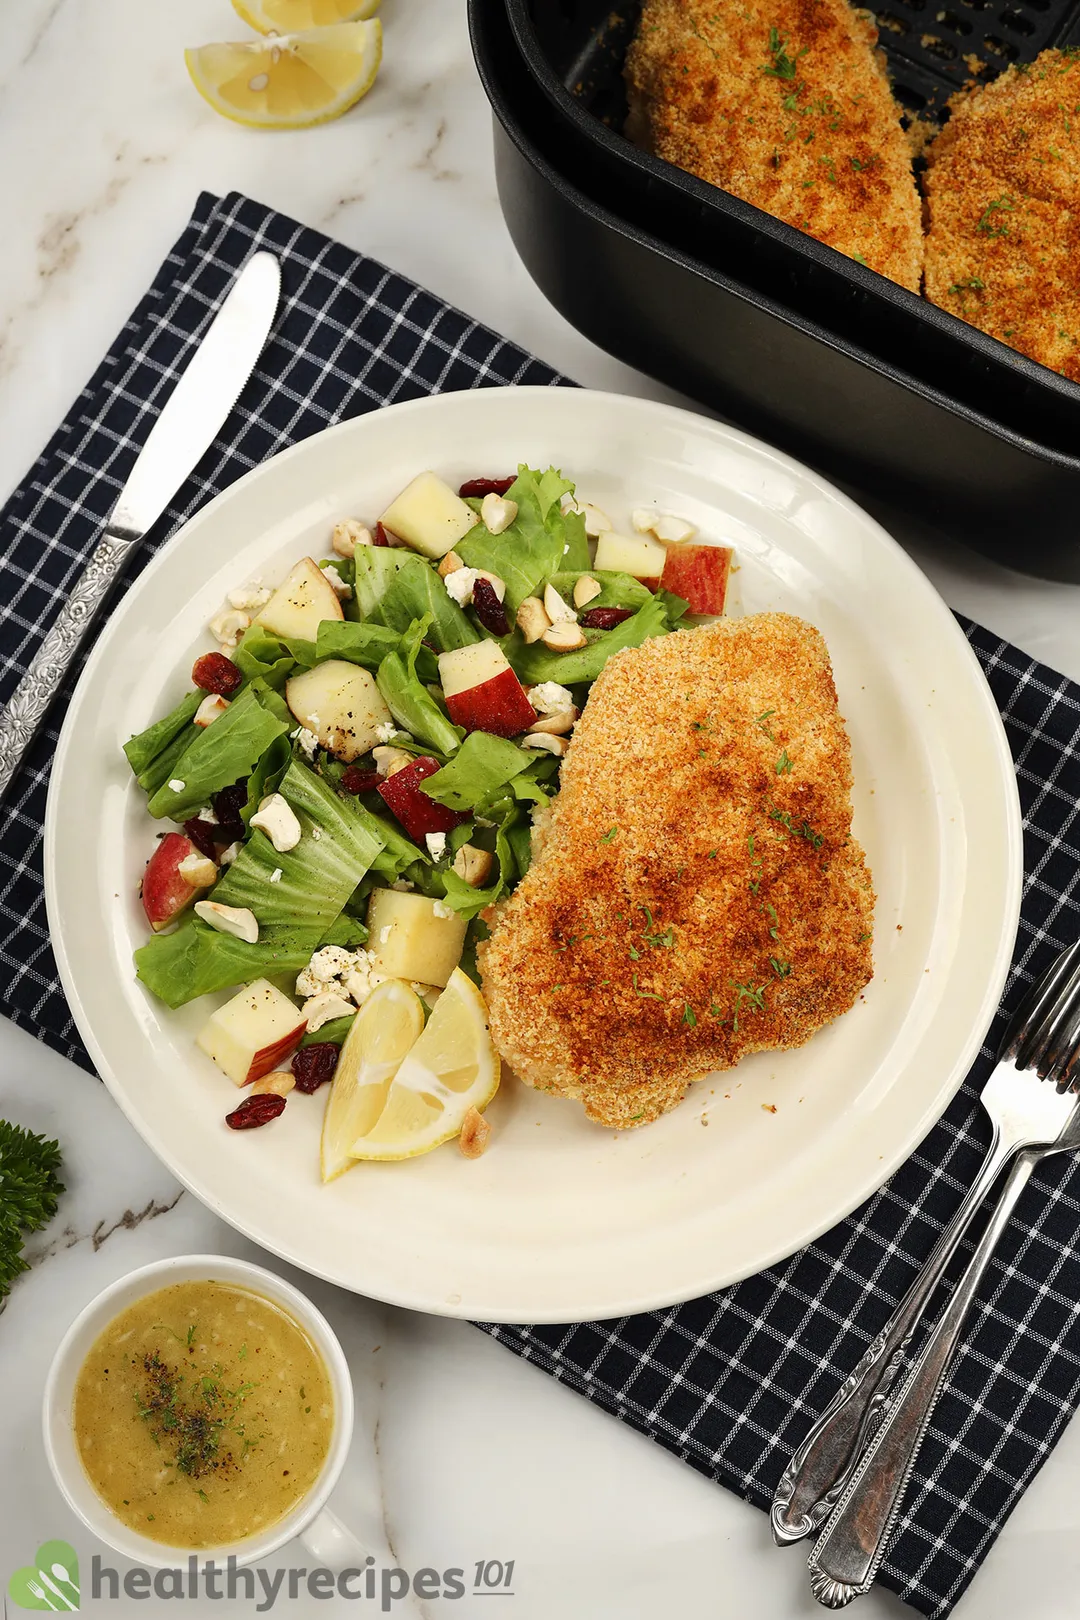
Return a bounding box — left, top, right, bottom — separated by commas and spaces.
772, 936, 1080, 1548
803, 939, 1080, 1607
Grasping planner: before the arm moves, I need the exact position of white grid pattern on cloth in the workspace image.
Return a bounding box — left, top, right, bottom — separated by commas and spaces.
2, 193, 1079, 1619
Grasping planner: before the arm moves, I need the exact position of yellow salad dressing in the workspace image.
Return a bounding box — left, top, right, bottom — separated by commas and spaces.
73, 1280, 333, 1547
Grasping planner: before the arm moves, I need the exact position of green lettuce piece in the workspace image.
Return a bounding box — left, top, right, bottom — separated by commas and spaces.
455, 466, 586, 609
240, 734, 291, 828
657, 588, 690, 625
124, 691, 202, 778
146, 688, 290, 821
137, 725, 198, 797
352, 548, 479, 652
547, 570, 653, 612
317, 620, 415, 674
376, 615, 461, 756
505, 813, 534, 879
420, 732, 531, 813
233, 626, 316, 690
436, 805, 526, 920
511, 594, 673, 686
300, 1014, 355, 1048
134, 922, 322, 1009
211, 758, 384, 932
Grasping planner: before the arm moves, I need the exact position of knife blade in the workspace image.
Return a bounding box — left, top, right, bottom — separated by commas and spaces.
0, 250, 281, 805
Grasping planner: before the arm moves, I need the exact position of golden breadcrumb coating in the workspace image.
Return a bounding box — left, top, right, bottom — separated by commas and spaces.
924, 49, 1080, 380
624, 0, 923, 290
478, 615, 874, 1129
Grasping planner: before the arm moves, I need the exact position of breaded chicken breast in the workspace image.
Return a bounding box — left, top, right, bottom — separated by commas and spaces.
478, 615, 874, 1129
624, 0, 923, 290
924, 50, 1080, 380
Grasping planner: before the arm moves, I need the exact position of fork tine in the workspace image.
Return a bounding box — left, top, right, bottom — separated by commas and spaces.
1026, 963, 1080, 1078
1002, 937, 1080, 1068
1040, 985, 1080, 1087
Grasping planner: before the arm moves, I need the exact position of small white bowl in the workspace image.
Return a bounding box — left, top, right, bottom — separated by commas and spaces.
43, 1254, 359, 1570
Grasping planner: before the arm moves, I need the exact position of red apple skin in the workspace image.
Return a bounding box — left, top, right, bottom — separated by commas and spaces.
377, 757, 467, 842
247, 1024, 307, 1085
142, 833, 202, 932
660, 544, 732, 616
444, 668, 537, 738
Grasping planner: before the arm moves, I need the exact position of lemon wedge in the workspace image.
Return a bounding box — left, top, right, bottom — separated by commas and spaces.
350, 970, 500, 1161
232, 0, 380, 32
320, 980, 424, 1182
185, 20, 382, 131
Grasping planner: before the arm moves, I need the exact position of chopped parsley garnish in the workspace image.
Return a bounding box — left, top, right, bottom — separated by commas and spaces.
763, 26, 806, 79
599, 826, 619, 844
770, 956, 791, 977
977, 196, 1015, 237
776, 749, 794, 774
769, 806, 824, 848
632, 973, 665, 1001
754, 709, 777, 740
732, 981, 768, 1014
682, 1004, 697, 1028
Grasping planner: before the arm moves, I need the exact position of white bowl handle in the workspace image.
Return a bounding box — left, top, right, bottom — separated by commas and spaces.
298, 1504, 371, 1571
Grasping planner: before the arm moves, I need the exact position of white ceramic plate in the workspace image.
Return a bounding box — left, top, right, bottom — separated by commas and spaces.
45, 388, 1021, 1323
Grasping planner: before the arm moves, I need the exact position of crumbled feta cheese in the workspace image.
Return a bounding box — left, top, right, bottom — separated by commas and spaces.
270, 868, 282, 884
474, 815, 495, 829
480, 492, 518, 535
390, 878, 414, 892
374, 721, 397, 744
528, 681, 574, 716
425, 831, 447, 861
194, 694, 229, 728
219, 841, 242, 866
197, 804, 218, 825
250, 792, 302, 853
302, 991, 355, 1032
332, 519, 372, 558
227, 580, 271, 613
432, 900, 454, 920
209, 608, 250, 648
444, 566, 479, 607
323, 563, 352, 600
311, 827, 322, 841
342, 950, 381, 1006
306, 945, 354, 984
168, 779, 186, 793
193, 901, 258, 944
294, 727, 319, 760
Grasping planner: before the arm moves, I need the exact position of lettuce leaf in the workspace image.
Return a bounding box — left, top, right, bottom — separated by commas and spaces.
124, 691, 202, 779
376, 615, 462, 756
510, 593, 674, 686
316, 619, 427, 675
436, 805, 527, 920
134, 922, 322, 1009
145, 688, 291, 821
455, 466, 585, 611
352, 548, 479, 652
210, 758, 384, 933
299, 1014, 355, 1048
232, 626, 316, 690
420, 732, 531, 813
546, 570, 653, 612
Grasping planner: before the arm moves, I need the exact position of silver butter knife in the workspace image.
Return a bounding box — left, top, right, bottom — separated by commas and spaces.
0, 250, 281, 803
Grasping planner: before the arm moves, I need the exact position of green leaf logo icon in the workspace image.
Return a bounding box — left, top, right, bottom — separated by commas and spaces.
8, 1541, 80, 1610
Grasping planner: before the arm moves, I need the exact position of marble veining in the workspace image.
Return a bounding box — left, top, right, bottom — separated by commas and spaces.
0, 2, 1079, 1616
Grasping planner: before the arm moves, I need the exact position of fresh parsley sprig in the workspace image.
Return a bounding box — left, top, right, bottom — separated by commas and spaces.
0, 1121, 64, 1303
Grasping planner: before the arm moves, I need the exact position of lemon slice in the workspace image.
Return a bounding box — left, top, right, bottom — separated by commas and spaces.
320, 980, 424, 1182
350, 970, 500, 1161
232, 0, 380, 32
185, 20, 382, 131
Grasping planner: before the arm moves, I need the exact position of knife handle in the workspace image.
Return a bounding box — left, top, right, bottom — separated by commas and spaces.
0, 524, 137, 804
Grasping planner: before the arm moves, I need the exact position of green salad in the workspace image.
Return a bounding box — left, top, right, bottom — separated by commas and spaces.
128, 464, 694, 1107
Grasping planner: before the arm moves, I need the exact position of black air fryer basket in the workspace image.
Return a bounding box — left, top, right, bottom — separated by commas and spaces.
469, 0, 1080, 577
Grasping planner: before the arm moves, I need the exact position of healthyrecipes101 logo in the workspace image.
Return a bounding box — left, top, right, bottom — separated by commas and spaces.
8, 1540, 81, 1610
9, 1546, 517, 1611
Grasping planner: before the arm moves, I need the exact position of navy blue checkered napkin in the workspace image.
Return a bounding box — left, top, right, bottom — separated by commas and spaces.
2, 191, 1080, 1619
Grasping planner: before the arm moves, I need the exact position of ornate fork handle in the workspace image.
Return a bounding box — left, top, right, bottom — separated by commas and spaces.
771, 1124, 1018, 1543
0, 524, 137, 801
805, 1150, 1037, 1607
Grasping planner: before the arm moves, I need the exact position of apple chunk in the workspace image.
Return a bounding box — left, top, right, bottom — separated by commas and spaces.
593, 531, 666, 589
285, 659, 393, 762
379, 472, 479, 560
197, 979, 307, 1087
438, 642, 536, 738
367, 889, 467, 988
256, 557, 344, 641
142, 832, 206, 932
660, 543, 732, 617
376, 756, 467, 842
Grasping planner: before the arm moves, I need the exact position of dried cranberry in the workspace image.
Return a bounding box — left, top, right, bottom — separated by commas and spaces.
225, 1093, 287, 1130
213, 780, 248, 842
341, 765, 381, 795
192, 652, 242, 696
471, 576, 510, 637
292, 1043, 339, 1093
183, 818, 219, 860
458, 476, 515, 499
580, 607, 634, 630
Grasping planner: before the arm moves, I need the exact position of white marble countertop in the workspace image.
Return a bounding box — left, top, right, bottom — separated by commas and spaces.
2, 2, 1079, 1616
